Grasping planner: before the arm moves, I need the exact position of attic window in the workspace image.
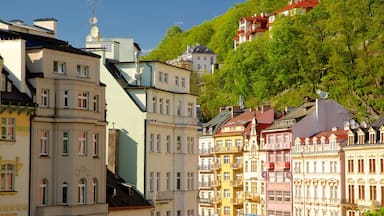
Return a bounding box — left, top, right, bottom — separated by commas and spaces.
369, 132, 376, 144
358, 133, 365, 144
348, 134, 354, 145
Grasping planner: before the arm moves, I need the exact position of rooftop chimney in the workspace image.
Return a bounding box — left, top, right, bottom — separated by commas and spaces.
33, 18, 57, 36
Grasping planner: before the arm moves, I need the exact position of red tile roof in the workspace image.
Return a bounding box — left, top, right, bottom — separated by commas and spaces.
274, 0, 318, 14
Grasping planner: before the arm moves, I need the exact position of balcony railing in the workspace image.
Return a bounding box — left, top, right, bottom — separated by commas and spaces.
199, 164, 214, 172
199, 197, 214, 203
275, 162, 290, 170
152, 191, 174, 201
231, 162, 243, 170
264, 142, 291, 150
199, 181, 214, 188
264, 162, 275, 170
231, 197, 244, 205
213, 180, 221, 187
231, 179, 243, 187
199, 148, 213, 155
244, 192, 261, 203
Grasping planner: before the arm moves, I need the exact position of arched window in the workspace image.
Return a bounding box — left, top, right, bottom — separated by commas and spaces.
0, 164, 15, 191
62, 182, 68, 204
91, 178, 97, 204
40, 179, 48, 205
78, 179, 86, 204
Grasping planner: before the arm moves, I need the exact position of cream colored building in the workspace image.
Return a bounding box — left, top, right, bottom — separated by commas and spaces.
0, 55, 34, 216
291, 128, 348, 216
344, 118, 384, 215
86, 16, 199, 216
0, 19, 108, 216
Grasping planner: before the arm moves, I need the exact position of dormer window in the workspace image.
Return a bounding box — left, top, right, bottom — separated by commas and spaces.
348, 133, 354, 145
358, 133, 365, 144
369, 131, 376, 144
380, 130, 384, 144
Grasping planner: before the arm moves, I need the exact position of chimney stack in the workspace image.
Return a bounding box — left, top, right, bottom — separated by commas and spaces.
34, 18, 57, 37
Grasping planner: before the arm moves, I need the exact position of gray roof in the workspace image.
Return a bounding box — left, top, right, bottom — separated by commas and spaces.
203, 110, 232, 134
184, 45, 215, 54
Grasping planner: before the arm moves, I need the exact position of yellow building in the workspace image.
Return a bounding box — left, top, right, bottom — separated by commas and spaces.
0, 56, 35, 216
212, 108, 275, 216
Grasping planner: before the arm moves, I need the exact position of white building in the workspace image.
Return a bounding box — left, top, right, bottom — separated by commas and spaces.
291, 128, 348, 216
0, 19, 108, 216
86, 15, 199, 216
344, 118, 384, 216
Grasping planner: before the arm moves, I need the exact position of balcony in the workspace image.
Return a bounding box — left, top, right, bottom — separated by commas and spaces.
199, 197, 214, 204
264, 162, 275, 170
231, 162, 243, 170
264, 142, 291, 150
245, 192, 261, 203
212, 180, 221, 187
199, 148, 213, 156
213, 197, 222, 204
231, 179, 243, 187
199, 181, 214, 189
213, 163, 221, 170
152, 191, 174, 203
199, 164, 213, 172
275, 162, 290, 170
231, 197, 244, 206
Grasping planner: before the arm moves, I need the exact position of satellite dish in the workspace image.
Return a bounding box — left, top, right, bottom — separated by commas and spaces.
319, 91, 328, 99
89, 16, 98, 25
90, 25, 99, 38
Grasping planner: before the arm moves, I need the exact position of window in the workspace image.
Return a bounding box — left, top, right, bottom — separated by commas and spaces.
358, 159, 364, 173
40, 179, 48, 205
176, 172, 181, 190
77, 65, 89, 77
41, 89, 49, 107
93, 95, 99, 112
1, 117, 15, 140
358, 185, 365, 200
166, 135, 171, 153
92, 133, 99, 157
224, 172, 230, 180
191, 173, 194, 189
78, 179, 86, 204
150, 172, 154, 192
177, 136, 182, 152
269, 172, 275, 182
187, 103, 194, 117
370, 185, 376, 200
369, 159, 376, 173
79, 131, 87, 155
224, 189, 230, 198
63, 132, 69, 155
164, 73, 168, 83
177, 100, 182, 116
156, 134, 161, 152
284, 191, 291, 202
348, 185, 355, 204
276, 171, 283, 183
0, 164, 15, 191
268, 191, 275, 201
175, 76, 179, 86
166, 172, 171, 191
159, 71, 163, 82
156, 172, 161, 192
40, 130, 49, 156
269, 152, 274, 162
159, 98, 164, 114
54, 61, 66, 74
77, 92, 88, 109
62, 182, 68, 205
224, 155, 230, 164
348, 159, 354, 173
150, 134, 155, 152
165, 99, 170, 115
152, 96, 157, 113
181, 77, 186, 88
276, 191, 283, 202
64, 90, 69, 108
277, 151, 282, 162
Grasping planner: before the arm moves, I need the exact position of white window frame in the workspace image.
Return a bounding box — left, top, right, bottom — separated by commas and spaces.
93, 95, 99, 112
41, 89, 49, 108
77, 65, 89, 77
78, 179, 86, 204
54, 61, 66, 74
79, 131, 87, 155
1, 117, 15, 140
64, 90, 69, 108
63, 132, 69, 155
40, 130, 49, 156
40, 179, 48, 206
78, 92, 89, 110
0, 164, 15, 191
92, 133, 99, 157
62, 182, 68, 205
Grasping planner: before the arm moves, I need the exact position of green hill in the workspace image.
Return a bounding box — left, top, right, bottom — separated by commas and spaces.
143, 0, 384, 123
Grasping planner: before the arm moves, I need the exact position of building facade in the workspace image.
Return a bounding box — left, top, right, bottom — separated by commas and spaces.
344, 118, 384, 215
0, 19, 108, 216
262, 99, 350, 216
292, 129, 348, 216
0, 55, 35, 216
86, 18, 199, 216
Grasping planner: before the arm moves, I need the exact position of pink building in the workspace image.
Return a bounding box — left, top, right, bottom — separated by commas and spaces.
261, 98, 350, 216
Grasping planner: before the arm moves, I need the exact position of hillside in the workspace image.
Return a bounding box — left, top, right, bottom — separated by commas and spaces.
143, 0, 384, 123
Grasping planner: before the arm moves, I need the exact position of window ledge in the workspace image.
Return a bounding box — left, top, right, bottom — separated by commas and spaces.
0, 191, 18, 196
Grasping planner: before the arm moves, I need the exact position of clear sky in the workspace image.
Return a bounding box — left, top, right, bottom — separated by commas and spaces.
1, 0, 245, 53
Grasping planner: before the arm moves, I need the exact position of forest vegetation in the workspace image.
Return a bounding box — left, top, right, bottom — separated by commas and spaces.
143, 0, 384, 123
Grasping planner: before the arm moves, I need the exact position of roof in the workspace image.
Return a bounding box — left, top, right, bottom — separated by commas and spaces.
183, 45, 215, 55
0, 29, 99, 58
202, 109, 232, 134
264, 100, 316, 131
273, 0, 319, 14
371, 116, 384, 129
106, 169, 152, 209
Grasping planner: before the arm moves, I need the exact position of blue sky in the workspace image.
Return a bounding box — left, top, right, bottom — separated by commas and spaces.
1, 0, 245, 52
